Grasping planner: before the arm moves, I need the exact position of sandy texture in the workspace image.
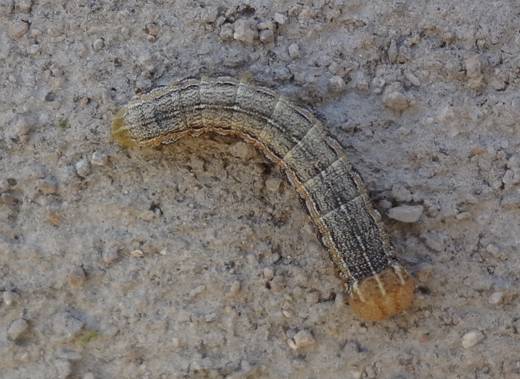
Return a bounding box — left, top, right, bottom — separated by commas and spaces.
1, 1, 519, 378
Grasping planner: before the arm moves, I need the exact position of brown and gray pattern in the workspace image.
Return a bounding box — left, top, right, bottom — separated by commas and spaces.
112, 76, 415, 320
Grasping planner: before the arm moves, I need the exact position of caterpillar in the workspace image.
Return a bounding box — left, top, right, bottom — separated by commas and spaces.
111, 76, 415, 321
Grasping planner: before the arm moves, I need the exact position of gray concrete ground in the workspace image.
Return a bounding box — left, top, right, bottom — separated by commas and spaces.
1, 1, 520, 378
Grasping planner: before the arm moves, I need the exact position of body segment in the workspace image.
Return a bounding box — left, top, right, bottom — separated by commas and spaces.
112, 76, 415, 321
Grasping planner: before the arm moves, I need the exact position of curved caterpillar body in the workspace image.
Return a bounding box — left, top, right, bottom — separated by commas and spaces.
112, 76, 415, 321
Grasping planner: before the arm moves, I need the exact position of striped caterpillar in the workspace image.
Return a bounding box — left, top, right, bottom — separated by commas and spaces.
112, 76, 415, 321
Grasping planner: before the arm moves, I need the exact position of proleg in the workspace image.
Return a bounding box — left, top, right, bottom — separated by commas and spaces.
111, 76, 416, 321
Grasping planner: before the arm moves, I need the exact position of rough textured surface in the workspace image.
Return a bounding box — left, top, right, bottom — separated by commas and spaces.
1, 1, 520, 378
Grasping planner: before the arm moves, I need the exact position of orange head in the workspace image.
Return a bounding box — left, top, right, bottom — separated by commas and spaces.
349, 266, 415, 321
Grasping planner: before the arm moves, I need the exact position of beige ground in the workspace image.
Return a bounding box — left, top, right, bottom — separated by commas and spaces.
1, 1, 520, 378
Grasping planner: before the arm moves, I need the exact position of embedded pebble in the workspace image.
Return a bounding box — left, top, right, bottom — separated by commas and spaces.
488, 291, 504, 305
54, 359, 72, 379
288, 43, 301, 59
465, 55, 483, 79
263, 267, 274, 280
404, 70, 421, 86
288, 330, 316, 350
91, 151, 109, 166
130, 249, 144, 258
233, 19, 258, 44
391, 184, 413, 203
219, 23, 234, 41
501, 189, 520, 209
37, 176, 59, 194
92, 38, 105, 51
485, 244, 500, 256
56, 347, 82, 361
144, 22, 160, 42
11, 117, 32, 143
15, 0, 32, 13
7, 318, 29, 341
259, 28, 274, 44
52, 311, 85, 339
328, 75, 346, 93
462, 330, 485, 349
227, 280, 241, 297
371, 77, 386, 94
382, 83, 411, 111
415, 262, 434, 283
388, 205, 424, 223
8, 19, 29, 39
74, 158, 91, 178
265, 177, 282, 193
274, 12, 287, 25
464, 55, 484, 89
102, 249, 119, 265
3, 290, 20, 306
352, 71, 369, 92
229, 141, 253, 160
67, 266, 86, 288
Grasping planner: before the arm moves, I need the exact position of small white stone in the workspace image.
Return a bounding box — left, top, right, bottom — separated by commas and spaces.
462, 330, 485, 349
229, 141, 253, 160
387, 205, 424, 223
371, 77, 386, 94
263, 267, 274, 280
382, 83, 411, 111
488, 291, 504, 305
37, 176, 59, 194
15, 0, 32, 13
404, 70, 421, 86
8, 19, 29, 39
7, 318, 29, 341
227, 280, 241, 297
328, 75, 346, 93
233, 19, 258, 44
259, 28, 274, 44
67, 267, 87, 288
352, 71, 369, 92
54, 359, 72, 379
288, 43, 300, 59
265, 177, 282, 193
455, 211, 471, 220
257, 20, 274, 30
288, 329, 316, 350
74, 158, 91, 178
3, 290, 20, 306
91, 151, 109, 166
274, 12, 287, 25
465, 55, 482, 79
102, 249, 119, 265
392, 184, 413, 202
129, 249, 144, 258
486, 244, 500, 255
219, 23, 234, 41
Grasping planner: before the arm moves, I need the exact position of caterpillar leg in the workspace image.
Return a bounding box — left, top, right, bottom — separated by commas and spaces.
349, 266, 415, 321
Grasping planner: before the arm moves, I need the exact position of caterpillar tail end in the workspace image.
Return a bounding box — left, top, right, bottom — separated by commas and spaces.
349, 267, 415, 321
111, 109, 137, 148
